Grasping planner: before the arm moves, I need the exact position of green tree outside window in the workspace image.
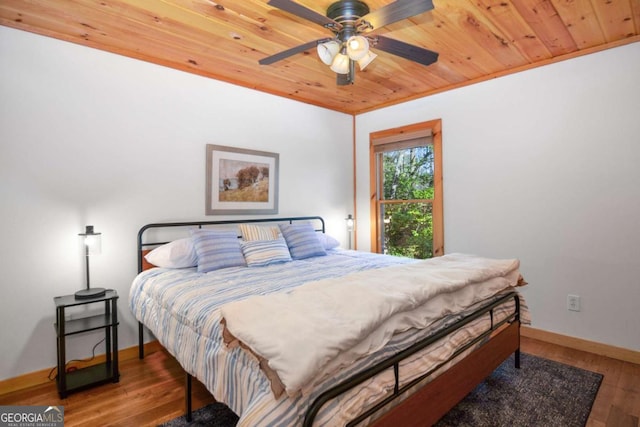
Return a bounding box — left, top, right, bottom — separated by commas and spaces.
380, 146, 434, 259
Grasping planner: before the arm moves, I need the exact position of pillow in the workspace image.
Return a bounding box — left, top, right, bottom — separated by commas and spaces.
239, 224, 281, 241
279, 223, 327, 260
317, 233, 340, 250
240, 237, 292, 267
191, 229, 246, 273
144, 238, 197, 269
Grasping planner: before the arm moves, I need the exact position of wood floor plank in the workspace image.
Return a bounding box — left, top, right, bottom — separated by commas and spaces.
606, 405, 639, 427
0, 338, 638, 426
520, 337, 640, 427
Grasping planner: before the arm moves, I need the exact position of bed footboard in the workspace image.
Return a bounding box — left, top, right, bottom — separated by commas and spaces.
372, 320, 520, 427
304, 291, 521, 427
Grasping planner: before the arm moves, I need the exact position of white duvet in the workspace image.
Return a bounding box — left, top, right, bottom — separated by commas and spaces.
220, 253, 521, 397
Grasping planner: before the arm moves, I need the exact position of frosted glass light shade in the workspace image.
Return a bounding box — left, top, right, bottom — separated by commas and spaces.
357, 50, 377, 70
80, 225, 102, 255
346, 36, 369, 60
330, 53, 350, 74
85, 234, 102, 255
345, 214, 354, 231
317, 41, 341, 65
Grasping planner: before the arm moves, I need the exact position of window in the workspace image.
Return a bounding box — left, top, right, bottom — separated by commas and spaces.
369, 119, 443, 258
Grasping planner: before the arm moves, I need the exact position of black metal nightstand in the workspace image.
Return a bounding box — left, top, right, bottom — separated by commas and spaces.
54, 290, 119, 398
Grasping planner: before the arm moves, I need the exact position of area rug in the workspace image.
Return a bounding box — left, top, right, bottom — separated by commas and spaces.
159, 353, 602, 427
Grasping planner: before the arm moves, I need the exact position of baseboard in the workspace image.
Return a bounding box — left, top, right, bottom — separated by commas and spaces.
4, 330, 639, 395
522, 326, 640, 365
0, 341, 163, 396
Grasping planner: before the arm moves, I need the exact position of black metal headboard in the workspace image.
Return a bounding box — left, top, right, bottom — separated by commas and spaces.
137, 216, 325, 273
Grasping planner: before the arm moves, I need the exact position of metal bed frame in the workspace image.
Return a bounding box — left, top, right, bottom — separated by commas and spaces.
135, 216, 521, 426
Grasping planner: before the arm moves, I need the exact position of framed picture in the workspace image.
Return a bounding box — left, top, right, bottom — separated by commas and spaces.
206, 144, 279, 215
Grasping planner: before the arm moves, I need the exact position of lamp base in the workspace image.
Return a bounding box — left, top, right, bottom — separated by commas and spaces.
75, 287, 107, 300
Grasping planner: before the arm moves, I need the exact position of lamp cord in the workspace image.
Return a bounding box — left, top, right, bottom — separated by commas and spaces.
48, 337, 106, 381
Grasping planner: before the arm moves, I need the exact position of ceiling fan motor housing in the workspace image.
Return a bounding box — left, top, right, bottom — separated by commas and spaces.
327, 0, 370, 21
327, 0, 370, 38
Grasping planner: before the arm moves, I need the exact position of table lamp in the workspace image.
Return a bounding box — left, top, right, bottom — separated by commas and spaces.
75, 225, 106, 299
345, 214, 355, 250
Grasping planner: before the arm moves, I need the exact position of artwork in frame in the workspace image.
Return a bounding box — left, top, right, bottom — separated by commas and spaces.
206, 144, 279, 215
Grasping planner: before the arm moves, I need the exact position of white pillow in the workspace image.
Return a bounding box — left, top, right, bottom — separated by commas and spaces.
144, 238, 198, 269
317, 233, 340, 250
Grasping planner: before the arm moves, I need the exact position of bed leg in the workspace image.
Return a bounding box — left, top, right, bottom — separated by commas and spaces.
185, 373, 193, 422
138, 322, 144, 359
514, 295, 521, 370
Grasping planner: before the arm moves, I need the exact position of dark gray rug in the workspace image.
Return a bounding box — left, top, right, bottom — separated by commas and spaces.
159, 353, 602, 427
434, 353, 602, 426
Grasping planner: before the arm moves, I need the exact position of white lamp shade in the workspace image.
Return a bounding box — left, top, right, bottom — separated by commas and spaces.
85, 234, 102, 255
357, 50, 378, 70
80, 225, 102, 255
330, 53, 351, 74
346, 215, 355, 231
346, 36, 369, 61
317, 41, 341, 65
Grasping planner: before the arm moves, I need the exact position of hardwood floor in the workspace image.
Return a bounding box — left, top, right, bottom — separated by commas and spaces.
522, 337, 640, 427
0, 336, 638, 426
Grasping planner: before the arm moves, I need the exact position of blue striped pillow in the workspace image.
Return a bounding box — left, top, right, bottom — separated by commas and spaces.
240, 237, 292, 267
279, 223, 327, 260
191, 229, 246, 273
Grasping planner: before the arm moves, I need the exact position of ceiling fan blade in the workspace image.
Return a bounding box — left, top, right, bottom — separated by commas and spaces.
259, 38, 331, 65
358, 0, 434, 32
268, 0, 341, 30
373, 35, 438, 66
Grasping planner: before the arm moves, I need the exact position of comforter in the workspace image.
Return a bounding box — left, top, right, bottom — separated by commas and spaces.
220, 253, 521, 397
129, 249, 528, 426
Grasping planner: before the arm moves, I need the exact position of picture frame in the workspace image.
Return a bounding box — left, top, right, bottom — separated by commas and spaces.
206, 144, 279, 215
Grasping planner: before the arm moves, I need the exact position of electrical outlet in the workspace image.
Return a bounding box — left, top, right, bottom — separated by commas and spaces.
567, 294, 581, 312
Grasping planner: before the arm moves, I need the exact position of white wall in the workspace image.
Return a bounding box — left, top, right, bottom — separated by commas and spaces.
355, 42, 640, 351
2, 24, 638, 382
0, 27, 353, 380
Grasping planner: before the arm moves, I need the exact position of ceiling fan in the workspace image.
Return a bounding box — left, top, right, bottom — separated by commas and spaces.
259, 0, 439, 85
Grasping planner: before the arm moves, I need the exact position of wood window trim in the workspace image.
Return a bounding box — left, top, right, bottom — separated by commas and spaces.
369, 119, 443, 257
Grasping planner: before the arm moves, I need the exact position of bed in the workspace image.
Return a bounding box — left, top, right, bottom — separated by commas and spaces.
130, 216, 529, 426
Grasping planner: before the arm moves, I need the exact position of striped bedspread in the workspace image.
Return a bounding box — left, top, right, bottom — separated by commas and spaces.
129, 249, 526, 426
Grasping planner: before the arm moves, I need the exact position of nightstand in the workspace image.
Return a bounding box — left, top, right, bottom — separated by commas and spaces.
54, 290, 119, 398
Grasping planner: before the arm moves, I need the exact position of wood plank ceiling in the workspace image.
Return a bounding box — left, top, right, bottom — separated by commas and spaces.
1, 0, 639, 114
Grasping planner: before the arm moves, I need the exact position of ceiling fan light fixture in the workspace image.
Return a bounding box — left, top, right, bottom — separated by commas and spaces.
317, 40, 341, 65
260, 0, 439, 86
346, 35, 369, 60
357, 50, 377, 70
330, 52, 351, 74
